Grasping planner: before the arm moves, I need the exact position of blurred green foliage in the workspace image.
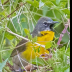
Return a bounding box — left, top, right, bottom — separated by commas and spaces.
0, 0, 70, 72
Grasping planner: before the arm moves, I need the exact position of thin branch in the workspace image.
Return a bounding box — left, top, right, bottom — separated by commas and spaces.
2, 0, 9, 5
1, 2, 27, 20
6, 28, 45, 48
57, 20, 70, 45
16, 50, 28, 72
7, 28, 29, 41
0, 42, 27, 53
6, 59, 37, 72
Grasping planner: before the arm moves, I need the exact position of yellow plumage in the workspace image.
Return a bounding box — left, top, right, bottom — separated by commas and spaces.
37, 31, 54, 45
21, 31, 54, 60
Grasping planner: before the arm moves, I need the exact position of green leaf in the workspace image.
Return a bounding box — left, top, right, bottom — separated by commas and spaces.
30, 57, 45, 66
66, 48, 70, 53
12, 17, 20, 33
38, 46, 40, 52
42, 6, 48, 16
11, 14, 28, 35
24, 28, 30, 35
62, 9, 70, 15
28, 34, 32, 41
5, 32, 15, 40
1, 0, 4, 4
54, 9, 63, 19
13, 0, 19, 8
33, 0, 39, 8
32, 36, 37, 42
45, 1, 54, 7
27, 0, 39, 8
56, 0, 61, 5
20, 14, 28, 36
27, 0, 34, 6
24, 28, 32, 40
60, 46, 65, 51
65, 48, 70, 56
0, 58, 8, 71
0, 26, 3, 34
58, 1, 67, 8
45, 42, 52, 49
2, 50, 12, 59
64, 68, 70, 72
7, 21, 16, 33
0, 11, 6, 17
62, 33, 69, 43
55, 23, 64, 37
24, 28, 33, 40
0, 32, 5, 46
33, 0, 39, 7
21, 18, 26, 22
41, 0, 56, 3
33, 46, 36, 52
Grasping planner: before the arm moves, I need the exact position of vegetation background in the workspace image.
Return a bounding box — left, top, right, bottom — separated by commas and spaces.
0, 0, 70, 72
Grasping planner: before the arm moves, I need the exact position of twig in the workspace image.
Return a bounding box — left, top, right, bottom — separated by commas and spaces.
1, 7, 20, 20
5, 59, 37, 72
2, 0, 9, 5
6, 28, 45, 48
57, 24, 69, 45
7, 28, 29, 41
6, 62, 15, 71
16, 50, 28, 72
57, 19, 70, 45
2, 59, 15, 71
0, 42, 28, 53
1, 2, 27, 20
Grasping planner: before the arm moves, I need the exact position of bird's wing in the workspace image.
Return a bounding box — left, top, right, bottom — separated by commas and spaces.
11, 39, 28, 57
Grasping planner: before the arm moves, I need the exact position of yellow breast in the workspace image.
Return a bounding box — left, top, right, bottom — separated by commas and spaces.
37, 31, 54, 45
21, 31, 54, 60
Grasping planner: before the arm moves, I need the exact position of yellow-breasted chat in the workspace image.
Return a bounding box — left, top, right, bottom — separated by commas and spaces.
11, 17, 59, 71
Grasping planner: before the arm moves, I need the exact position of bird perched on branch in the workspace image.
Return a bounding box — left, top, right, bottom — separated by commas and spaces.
11, 17, 59, 71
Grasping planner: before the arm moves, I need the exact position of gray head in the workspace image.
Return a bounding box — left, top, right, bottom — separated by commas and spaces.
32, 17, 59, 37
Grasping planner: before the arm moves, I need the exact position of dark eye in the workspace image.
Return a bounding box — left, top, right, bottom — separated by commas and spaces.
43, 22, 48, 26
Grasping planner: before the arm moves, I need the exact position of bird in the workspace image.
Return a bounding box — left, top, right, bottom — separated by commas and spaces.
11, 17, 59, 71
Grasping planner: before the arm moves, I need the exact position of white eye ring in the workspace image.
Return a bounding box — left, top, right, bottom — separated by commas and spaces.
43, 23, 48, 26
43, 21, 48, 26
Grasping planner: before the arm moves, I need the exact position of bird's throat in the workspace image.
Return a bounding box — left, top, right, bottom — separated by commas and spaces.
37, 31, 54, 45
